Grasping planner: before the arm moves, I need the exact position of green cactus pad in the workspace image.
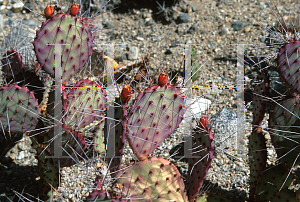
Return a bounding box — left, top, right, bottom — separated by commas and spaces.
33, 13, 93, 84
254, 163, 294, 201
94, 117, 105, 153
252, 71, 269, 126
0, 85, 40, 133
117, 157, 188, 202
64, 79, 107, 130
268, 96, 300, 166
277, 40, 300, 96
125, 84, 186, 160
249, 71, 268, 200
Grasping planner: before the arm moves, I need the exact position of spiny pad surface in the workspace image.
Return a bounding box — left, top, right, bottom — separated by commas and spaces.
64, 79, 107, 130
268, 96, 300, 166
117, 157, 188, 202
33, 13, 93, 84
0, 85, 40, 133
187, 126, 214, 201
1, 49, 25, 82
277, 40, 300, 95
125, 84, 185, 160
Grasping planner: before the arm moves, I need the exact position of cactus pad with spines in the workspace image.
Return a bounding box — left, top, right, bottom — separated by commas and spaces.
125, 84, 185, 160
64, 79, 107, 130
277, 40, 300, 96
268, 96, 300, 166
1, 49, 25, 82
117, 157, 188, 201
0, 85, 40, 133
187, 125, 214, 202
33, 13, 93, 84
249, 71, 268, 200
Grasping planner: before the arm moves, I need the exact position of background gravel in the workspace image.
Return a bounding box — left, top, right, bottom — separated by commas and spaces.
0, 0, 299, 201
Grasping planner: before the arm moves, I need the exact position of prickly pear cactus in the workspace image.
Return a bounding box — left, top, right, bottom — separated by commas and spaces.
249, 71, 269, 200
64, 79, 107, 130
276, 40, 300, 96
116, 157, 188, 201
33, 13, 93, 84
125, 84, 186, 160
0, 85, 40, 133
187, 122, 214, 202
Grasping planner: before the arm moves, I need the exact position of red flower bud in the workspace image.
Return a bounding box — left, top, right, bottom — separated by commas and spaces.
44, 5, 54, 19
70, 2, 79, 16
121, 85, 132, 103
158, 72, 168, 86
200, 115, 209, 128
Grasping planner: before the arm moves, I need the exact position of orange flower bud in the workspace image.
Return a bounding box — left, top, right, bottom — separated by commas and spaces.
200, 115, 209, 128
158, 72, 168, 86
121, 85, 132, 103
44, 5, 55, 19
70, 2, 79, 16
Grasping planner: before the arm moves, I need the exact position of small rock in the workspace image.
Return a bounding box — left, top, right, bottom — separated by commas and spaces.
192, 6, 197, 12
244, 26, 251, 32
24, 20, 36, 26
12, 2, 23, 13
176, 13, 190, 24
219, 27, 230, 36
260, 2, 266, 10
170, 41, 180, 47
136, 36, 144, 41
187, 24, 198, 34
209, 108, 238, 150
127, 46, 138, 60
6, 10, 12, 17
0, 5, 5, 10
151, 26, 157, 32
104, 21, 115, 29
10, 147, 16, 153
232, 21, 252, 31
4, 19, 12, 25
29, 148, 36, 153
18, 144, 26, 151
17, 151, 25, 160
164, 48, 173, 55
145, 19, 154, 26
152, 36, 161, 41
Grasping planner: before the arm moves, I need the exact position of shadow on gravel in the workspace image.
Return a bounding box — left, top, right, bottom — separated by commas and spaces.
0, 158, 40, 202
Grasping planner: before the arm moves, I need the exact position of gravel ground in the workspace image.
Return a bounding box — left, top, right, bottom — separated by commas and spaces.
0, 0, 299, 201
